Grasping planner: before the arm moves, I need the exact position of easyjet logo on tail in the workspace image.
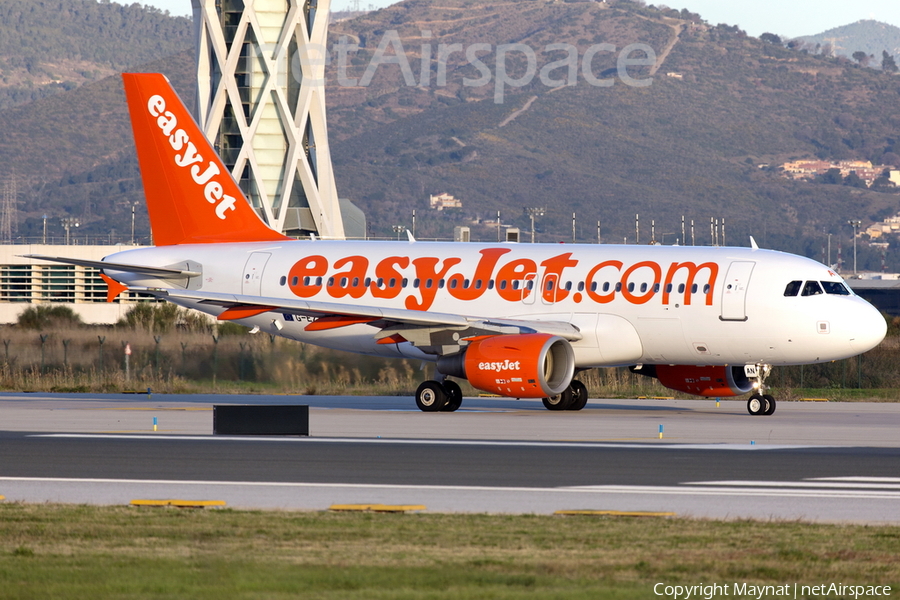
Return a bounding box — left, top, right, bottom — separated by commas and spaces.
147, 95, 237, 220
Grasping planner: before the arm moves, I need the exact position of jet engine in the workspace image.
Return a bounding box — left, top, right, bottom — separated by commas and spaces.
632, 364, 755, 397
437, 333, 575, 398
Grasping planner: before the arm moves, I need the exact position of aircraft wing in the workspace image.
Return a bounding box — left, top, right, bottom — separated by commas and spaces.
141, 287, 582, 352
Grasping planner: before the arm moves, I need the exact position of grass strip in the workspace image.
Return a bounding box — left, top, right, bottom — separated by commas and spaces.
0, 504, 897, 599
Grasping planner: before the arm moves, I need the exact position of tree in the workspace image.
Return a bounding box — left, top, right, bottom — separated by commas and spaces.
760, 32, 782, 45
817, 168, 844, 185
17, 305, 82, 330
852, 51, 870, 67
844, 171, 867, 188
883, 51, 898, 73
119, 302, 179, 333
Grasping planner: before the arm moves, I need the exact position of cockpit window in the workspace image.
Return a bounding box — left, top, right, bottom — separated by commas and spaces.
801, 281, 823, 296
784, 281, 802, 297
821, 281, 851, 295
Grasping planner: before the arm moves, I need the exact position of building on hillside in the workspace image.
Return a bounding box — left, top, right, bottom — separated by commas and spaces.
0, 245, 158, 325
866, 216, 900, 239
429, 193, 462, 211
781, 159, 898, 187
192, 0, 364, 239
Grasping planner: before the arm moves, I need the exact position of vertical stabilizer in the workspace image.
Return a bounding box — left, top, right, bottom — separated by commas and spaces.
123, 73, 289, 246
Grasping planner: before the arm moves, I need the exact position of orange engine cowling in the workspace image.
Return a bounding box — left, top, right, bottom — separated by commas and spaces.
437, 334, 575, 398
651, 364, 755, 397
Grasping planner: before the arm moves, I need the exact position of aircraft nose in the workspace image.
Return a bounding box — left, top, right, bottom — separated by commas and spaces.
848, 299, 887, 354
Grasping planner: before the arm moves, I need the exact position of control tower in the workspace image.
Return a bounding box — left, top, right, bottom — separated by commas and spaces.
191, 0, 347, 239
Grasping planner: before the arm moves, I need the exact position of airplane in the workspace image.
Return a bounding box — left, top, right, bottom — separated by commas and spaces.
28, 73, 887, 416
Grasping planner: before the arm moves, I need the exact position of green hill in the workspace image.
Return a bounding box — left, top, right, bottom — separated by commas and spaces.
0, 0, 191, 109
796, 20, 900, 65
324, 0, 900, 265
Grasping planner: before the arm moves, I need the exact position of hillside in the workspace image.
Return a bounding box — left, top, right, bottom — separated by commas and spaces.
1, 0, 900, 272
0, 51, 195, 243
796, 20, 900, 64
323, 0, 900, 264
0, 0, 191, 109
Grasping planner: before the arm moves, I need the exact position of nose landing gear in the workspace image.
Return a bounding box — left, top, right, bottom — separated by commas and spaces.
747, 363, 776, 416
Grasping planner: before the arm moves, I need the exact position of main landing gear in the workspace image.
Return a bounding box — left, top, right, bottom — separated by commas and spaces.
746, 363, 776, 416
415, 380, 463, 412
542, 380, 589, 411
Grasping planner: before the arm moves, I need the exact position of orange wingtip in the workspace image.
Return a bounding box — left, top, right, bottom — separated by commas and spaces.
305, 315, 378, 332
376, 334, 407, 345
217, 306, 277, 321
100, 273, 128, 303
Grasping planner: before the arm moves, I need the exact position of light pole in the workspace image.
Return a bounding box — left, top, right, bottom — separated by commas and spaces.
61, 217, 79, 245
42, 214, 47, 245
131, 203, 136, 245
848, 220, 862, 275
525, 207, 545, 243
392, 225, 405, 241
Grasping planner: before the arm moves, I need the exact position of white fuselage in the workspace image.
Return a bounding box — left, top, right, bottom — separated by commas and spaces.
105, 241, 887, 368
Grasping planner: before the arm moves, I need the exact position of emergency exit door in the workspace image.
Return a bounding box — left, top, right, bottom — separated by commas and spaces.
242, 252, 271, 296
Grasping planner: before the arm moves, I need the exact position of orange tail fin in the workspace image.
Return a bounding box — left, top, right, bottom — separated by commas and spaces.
122, 73, 289, 246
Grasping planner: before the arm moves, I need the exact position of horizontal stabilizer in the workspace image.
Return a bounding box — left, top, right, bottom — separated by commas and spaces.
22, 255, 201, 278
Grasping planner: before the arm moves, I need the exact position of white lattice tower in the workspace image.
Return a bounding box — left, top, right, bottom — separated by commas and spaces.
192, 0, 345, 239
0, 174, 16, 244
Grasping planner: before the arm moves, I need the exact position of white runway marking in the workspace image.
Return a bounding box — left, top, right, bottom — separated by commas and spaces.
34, 433, 824, 451
684, 480, 900, 490
2, 476, 898, 499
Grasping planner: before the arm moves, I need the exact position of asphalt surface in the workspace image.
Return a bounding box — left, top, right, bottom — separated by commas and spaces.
0, 393, 898, 522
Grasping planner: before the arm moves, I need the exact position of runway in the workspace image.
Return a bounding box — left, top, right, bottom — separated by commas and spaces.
1, 392, 898, 522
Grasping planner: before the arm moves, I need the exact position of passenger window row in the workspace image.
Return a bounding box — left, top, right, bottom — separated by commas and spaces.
277, 275, 709, 295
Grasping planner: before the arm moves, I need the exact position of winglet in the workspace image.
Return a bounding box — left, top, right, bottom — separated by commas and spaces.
407, 230, 416, 243
101, 273, 128, 303
749, 236, 759, 250
122, 73, 289, 246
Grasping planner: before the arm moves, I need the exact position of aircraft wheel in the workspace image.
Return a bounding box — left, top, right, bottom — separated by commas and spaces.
567, 380, 589, 411
747, 393, 765, 416
443, 381, 463, 412
542, 387, 573, 411
762, 394, 776, 416
416, 381, 448, 412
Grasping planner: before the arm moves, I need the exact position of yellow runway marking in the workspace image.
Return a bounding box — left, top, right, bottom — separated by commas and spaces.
555, 510, 675, 517
329, 504, 426, 513
131, 499, 225, 508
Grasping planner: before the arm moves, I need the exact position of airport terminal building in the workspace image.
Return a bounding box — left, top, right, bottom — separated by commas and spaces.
0, 245, 155, 324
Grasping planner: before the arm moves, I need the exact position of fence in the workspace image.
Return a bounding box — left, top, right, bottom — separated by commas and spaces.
0, 325, 897, 399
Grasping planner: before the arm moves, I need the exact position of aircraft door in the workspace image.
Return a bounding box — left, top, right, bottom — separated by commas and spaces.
522, 272, 537, 305
720, 261, 755, 321
242, 252, 271, 296
541, 273, 559, 305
